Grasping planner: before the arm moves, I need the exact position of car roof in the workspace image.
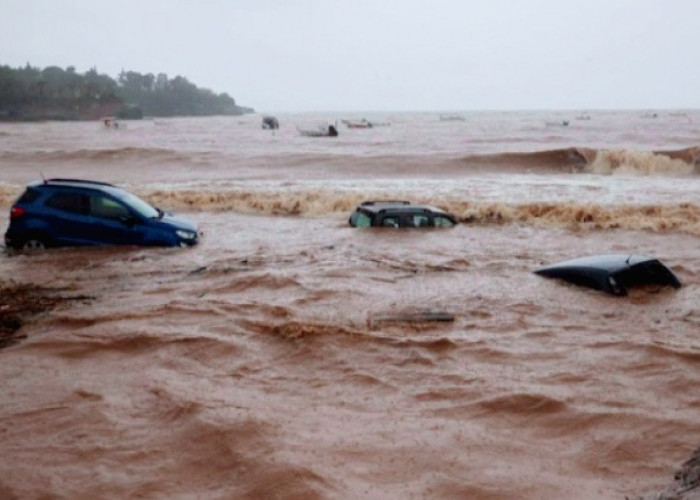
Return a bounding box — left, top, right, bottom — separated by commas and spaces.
358, 200, 451, 216
536, 254, 654, 274
28, 178, 122, 194
534, 254, 681, 295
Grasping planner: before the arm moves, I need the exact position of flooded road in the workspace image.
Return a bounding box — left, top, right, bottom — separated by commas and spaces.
1, 112, 699, 498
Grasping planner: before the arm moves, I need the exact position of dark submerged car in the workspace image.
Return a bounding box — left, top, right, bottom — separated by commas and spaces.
4, 178, 199, 250
349, 201, 458, 228
534, 254, 681, 296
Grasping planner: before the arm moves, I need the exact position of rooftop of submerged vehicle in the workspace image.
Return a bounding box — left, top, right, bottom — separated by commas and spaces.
534, 254, 681, 296
349, 200, 458, 228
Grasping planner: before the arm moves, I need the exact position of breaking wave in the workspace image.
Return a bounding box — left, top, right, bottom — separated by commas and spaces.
2, 144, 698, 176
586, 149, 696, 175
460, 146, 700, 175
447, 200, 700, 236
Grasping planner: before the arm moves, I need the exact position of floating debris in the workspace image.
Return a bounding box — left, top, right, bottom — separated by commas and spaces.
369, 310, 455, 328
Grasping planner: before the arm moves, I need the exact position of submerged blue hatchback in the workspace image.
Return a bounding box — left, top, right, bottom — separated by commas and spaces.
4, 179, 199, 250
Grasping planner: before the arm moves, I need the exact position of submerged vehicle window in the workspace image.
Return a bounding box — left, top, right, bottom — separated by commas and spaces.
117, 191, 159, 219
434, 215, 455, 227
381, 216, 399, 227
350, 211, 372, 227
411, 214, 430, 227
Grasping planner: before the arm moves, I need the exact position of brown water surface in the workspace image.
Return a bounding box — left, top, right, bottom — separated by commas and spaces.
1, 112, 699, 498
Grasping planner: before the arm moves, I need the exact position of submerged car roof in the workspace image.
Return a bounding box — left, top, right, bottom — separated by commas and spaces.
537, 254, 655, 273
358, 201, 452, 215
535, 254, 682, 296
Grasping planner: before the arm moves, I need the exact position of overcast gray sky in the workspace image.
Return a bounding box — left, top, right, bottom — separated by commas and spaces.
1, 0, 698, 112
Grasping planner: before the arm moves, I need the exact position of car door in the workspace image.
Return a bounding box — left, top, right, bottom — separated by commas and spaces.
42, 191, 93, 244
87, 194, 144, 245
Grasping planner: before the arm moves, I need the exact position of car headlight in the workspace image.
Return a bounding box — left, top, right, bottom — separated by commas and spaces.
175, 229, 196, 240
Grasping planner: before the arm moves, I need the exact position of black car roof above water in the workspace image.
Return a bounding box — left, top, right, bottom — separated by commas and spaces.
358, 201, 450, 215
537, 254, 654, 273
535, 254, 681, 296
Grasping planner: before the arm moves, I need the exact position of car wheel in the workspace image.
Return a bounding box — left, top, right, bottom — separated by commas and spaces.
21, 237, 47, 252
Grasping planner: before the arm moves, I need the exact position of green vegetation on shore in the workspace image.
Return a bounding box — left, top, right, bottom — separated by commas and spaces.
0, 64, 254, 121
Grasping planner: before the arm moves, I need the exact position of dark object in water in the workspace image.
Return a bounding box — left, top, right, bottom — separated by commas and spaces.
297, 123, 338, 137
372, 311, 455, 324
534, 254, 681, 296
348, 200, 458, 228
261, 115, 279, 129
0, 282, 93, 349
632, 446, 700, 499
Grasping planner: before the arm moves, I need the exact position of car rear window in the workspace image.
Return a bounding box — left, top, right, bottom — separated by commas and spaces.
16, 188, 41, 204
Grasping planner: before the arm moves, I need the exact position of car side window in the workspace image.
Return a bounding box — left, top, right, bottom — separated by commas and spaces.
381, 216, 399, 227
411, 214, 430, 227
45, 192, 87, 214
350, 211, 372, 227
90, 195, 130, 219
434, 216, 455, 227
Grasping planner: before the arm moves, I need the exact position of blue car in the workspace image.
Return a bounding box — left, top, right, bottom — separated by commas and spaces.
4, 178, 199, 250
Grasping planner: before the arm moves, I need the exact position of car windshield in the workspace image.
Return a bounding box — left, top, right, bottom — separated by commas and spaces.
613, 260, 681, 290
116, 191, 160, 218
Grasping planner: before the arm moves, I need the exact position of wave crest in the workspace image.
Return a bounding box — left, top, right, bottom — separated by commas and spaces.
461, 146, 699, 175
586, 149, 696, 175
448, 200, 700, 235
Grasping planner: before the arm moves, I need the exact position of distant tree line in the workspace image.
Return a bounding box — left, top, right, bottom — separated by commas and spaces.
0, 64, 253, 121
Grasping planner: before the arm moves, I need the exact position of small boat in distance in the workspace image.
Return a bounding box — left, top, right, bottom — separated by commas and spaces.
297, 122, 339, 137
342, 118, 373, 128
261, 115, 279, 129
545, 120, 570, 127
439, 114, 465, 122
342, 118, 391, 128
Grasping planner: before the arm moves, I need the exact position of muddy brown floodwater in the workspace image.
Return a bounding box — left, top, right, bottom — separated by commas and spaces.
1, 112, 700, 498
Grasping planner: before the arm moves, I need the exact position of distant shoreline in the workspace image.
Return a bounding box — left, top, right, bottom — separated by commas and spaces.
0, 64, 255, 122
